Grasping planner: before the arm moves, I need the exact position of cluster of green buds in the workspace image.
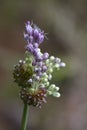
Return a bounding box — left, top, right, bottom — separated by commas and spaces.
13, 21, 66, 108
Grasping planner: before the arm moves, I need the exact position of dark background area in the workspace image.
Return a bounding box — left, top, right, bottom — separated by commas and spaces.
0, 0, 87, 130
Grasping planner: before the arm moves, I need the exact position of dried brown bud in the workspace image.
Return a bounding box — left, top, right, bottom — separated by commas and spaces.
20, 87, 47, 108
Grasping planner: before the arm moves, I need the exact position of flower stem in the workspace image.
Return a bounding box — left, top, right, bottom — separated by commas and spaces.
21, 103, 29, 130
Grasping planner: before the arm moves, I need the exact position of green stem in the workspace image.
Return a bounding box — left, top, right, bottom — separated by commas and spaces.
21, 103, 29, 130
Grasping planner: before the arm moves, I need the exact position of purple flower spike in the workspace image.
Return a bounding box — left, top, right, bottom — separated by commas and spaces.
26, 43, 34, 53
38, 33, 44, 44
43, 52, 49, 60
29, 36, 34, 43
33, 48, 39, 56
34, 43, 39, 48
24, 33, 29, 42
38, 61, 43, 67
38, 72, 43, 77
34, 28, 39, 38
26, 22, 33, 35
36, 55, 43, 62
13, 20, 66, 108
42, 66, 47, 72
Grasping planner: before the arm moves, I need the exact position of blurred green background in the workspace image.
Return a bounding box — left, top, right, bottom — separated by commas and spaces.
0, 0, 87, 130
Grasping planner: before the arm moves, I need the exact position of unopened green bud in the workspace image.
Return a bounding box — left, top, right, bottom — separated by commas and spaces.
46, 59, 50, 64
55, 86, 59, 91
48, 74, 52, 80
47, 90, 52, 95
48, 68, 53, 73
45, 81, 49, 87
30, 88, 35, 93
43, 73, 48, 78
50, 56, 55, 61
53, 92, 61, 97
43, 78, 48, 82
50, 84, 56, 89
54, 64, 59, 68
49, 63, 53, 66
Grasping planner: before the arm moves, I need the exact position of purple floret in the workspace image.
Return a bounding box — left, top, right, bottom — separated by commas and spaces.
26, 43, 34, 53
25, 21, 33, 35
42, 52, 49, 60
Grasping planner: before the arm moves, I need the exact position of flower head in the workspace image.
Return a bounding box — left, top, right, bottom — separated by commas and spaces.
13, 21, 66, 108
